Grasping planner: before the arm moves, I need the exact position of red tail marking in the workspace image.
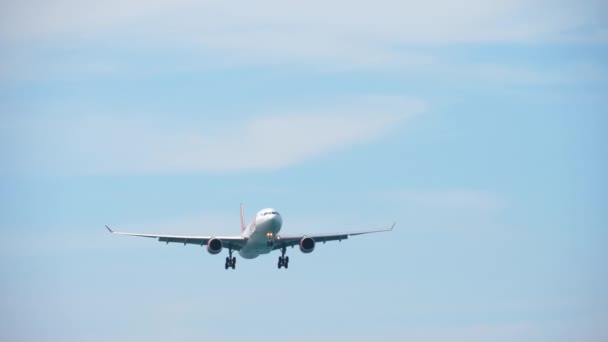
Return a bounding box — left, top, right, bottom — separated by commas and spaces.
240, 203, 246, 232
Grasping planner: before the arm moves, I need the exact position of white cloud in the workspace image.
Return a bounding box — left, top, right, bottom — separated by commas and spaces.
383, 188, 506, 212
1, 1, 605, 84
453, 62, 608, 85
376, 187, 511, 234
3, 95, 424, 175
2, 0, 603, 43
0, 0, 605, 68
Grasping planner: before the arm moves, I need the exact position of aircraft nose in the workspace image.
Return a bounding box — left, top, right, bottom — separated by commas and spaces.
271, 213, 282, 228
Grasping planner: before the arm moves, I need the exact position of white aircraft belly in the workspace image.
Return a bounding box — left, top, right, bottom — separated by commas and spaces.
239, 221, 278, 259
239, 239, 273, 259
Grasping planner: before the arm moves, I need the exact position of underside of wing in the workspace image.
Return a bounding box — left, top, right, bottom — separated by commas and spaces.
273, 223, 395, 250
105, 226, 247, 250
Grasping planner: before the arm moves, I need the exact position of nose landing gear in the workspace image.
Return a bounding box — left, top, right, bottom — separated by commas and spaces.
277, 246, 289, 269
266, 232, 274, 248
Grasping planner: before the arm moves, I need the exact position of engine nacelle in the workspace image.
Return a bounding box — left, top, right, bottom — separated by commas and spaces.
299, 237, 315, 253
206, 238, 223, 255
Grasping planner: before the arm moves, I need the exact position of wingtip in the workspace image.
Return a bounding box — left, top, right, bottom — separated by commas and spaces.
390, 222, 396, 231
105, 225, 114, 233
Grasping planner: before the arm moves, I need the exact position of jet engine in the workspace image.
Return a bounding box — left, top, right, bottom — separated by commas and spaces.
299, 237, 315, 253
206, 238, 223, 255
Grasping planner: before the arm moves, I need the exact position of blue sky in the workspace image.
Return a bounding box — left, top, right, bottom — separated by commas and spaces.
1, 1, 607, 341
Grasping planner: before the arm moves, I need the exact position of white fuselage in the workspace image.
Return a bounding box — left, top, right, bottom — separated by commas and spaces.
238, 208, 283, 259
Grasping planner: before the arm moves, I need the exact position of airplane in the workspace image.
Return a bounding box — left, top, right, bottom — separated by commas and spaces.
105, 204, 394, 270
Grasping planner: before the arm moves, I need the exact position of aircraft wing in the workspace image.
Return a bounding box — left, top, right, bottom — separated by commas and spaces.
273, 223, 395, 250
105, 225, 247, 251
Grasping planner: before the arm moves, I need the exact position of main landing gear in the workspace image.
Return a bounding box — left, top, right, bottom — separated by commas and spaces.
278, 246, 289, 269
225, 248, 236, 270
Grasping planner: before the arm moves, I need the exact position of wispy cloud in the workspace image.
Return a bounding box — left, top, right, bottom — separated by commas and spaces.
455, 62, 608, 85
383, 188, 506, 212
1, 1, 605, 84
1, 0, 605, 68
2, 96, 424, 175
376, 187, 511, 234
2, 0, 604, 44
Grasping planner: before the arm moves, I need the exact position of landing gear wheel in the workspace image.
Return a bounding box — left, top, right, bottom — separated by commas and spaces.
277, 246, 289, 269
225, 250, 236, 270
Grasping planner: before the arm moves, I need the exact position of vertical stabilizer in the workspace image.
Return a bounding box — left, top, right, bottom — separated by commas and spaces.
240, 203, 246, 232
